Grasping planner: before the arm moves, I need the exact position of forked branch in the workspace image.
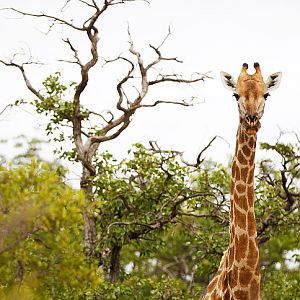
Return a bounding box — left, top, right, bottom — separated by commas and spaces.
90, 30, 210, 145
0, 59, 44, 101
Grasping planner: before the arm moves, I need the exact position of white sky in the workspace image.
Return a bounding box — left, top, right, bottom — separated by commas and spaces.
0, 0, 299, 177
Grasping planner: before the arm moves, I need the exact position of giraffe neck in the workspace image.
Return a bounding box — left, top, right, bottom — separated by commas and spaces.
230, 125, 257, 257
202, 126, 261, 300
226, 124, 261, 298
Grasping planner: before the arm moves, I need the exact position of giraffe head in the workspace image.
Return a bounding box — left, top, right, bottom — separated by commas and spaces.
221, 62, 282, 135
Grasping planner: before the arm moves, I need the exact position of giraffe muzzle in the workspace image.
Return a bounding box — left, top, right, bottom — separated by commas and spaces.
243, 113, 260, 135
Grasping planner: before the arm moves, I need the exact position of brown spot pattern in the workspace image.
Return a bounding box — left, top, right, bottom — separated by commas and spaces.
247, 167, 254, 184
249, 151, 255, 162
248, 136, 256, 148
224, 289, 231, 300
235, 239, 242, 262
237, 234, 248, 260
240, 167, 248, 182
249, 279, 260, 299
236, 194, 248, 211
239, 133, 244, 144
247, 189, 254, 200
247, 239, 259, 268
228, 265, 238, 287
220, 273, 227, 292
234, 290, 249, 299
235, 167, 241, 181
237, 150, 247, 165
247, 211, 256, 237
234, 208, 246, 229
236, 184, 246, 194
242, 145, 251, 157
239, 267, 253, 286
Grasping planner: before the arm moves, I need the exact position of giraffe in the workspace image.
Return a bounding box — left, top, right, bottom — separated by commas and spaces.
202, 63, 282, 300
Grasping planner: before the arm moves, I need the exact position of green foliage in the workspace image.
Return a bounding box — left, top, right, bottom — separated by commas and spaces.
30, 72, 90, 161
256, 139, 300, 242
260, 233, 300, 300
262, 269, 300, 300
0, 135, 67, 176
93, 143, 189, 255
80, 275, 200, 300
189, 161, 231, 280
35, 72, 71, 121
260, 141, 297, 160
0, 161, 101, 299
33, 72, 73, 139
89, 149, 232, 296
0, 138, 299, 299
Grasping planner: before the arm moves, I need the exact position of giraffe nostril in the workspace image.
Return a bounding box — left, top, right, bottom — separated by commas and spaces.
246, 114, 258, 124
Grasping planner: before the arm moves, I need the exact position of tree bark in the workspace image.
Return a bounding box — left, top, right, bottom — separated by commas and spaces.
109, 245, 121, 283
81, 165, 97, 257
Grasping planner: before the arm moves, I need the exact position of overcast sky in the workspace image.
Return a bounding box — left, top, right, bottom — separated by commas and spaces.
0, 0, 299, 176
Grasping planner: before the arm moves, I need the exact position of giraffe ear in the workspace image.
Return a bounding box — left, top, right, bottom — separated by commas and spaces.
266, 72, 282, 91
220, 71, 236, 91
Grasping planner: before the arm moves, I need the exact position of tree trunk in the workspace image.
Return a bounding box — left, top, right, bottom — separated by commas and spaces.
81, 165, 97, 258
109, 245, 121, 283
82, 211, 97, 257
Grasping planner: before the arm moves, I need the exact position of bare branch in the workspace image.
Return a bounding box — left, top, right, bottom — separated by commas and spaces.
148, 140, 183, 157
115, 57, 135, 112
105, 0, 150, 6
157, 25, 171, 49
62, 38, 83, 66
92, 117, 132, 143
89, 31, 150, 144
128, 29, 148, 101
88, 28, 211, 148
149, 73, 210, 86
61, 0, 72, 12
60, 123, 90, 138
72, 13, 100, 163
78, 0, 98, 9
73, 27, 99, 103
1, 7, 84, 31
88, 109, 114, 124
182, 136, 219, 167
146, 43, 183, 71
196, 136, 218, 165
107, 221, 153, 234
178, 212, 225, 223
138, 98, 196, 108
0, 60, 44, 101
0, 103, 14, 116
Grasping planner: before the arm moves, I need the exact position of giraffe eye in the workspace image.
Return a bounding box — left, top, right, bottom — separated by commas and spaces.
264, 93, 270, 100
233, 93, 239, 101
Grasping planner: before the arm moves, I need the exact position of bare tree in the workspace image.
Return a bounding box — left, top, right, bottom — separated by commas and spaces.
0, 0, 210, 278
